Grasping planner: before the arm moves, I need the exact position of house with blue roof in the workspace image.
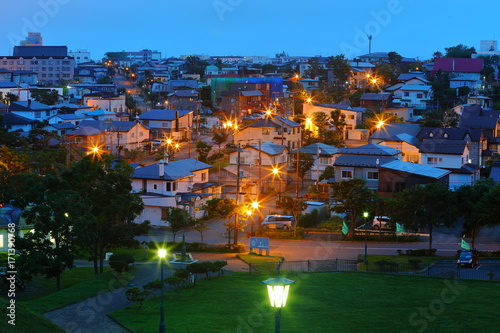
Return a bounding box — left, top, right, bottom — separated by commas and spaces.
370, 123, 422, 163
9, 100, 57, 122
130, 157, 220, 226
377, 160, 450, 197
1, 112, 39, 132
333, 143, 402, 190
139, 109, 193, 141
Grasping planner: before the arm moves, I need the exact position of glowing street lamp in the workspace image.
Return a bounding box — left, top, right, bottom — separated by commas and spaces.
158, 249, 167, 333
262, 275, 295, 333
363, 212, 369, 265
376, 120, 385, 129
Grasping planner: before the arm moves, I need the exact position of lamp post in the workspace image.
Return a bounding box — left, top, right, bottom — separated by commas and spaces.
262, 275, 294, 333
272, 167, 282, 201
363, 212, 369, 266
158, 249, 167, 333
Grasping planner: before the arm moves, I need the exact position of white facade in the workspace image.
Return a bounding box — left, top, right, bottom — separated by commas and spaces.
68, 50, 92, 64
86, 97, 126, 113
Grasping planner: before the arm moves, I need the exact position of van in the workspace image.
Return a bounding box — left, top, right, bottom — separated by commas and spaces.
261, 215, 295, 230
372, 216, 392, 230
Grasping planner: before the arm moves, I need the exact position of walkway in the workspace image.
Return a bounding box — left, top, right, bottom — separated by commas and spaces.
43, 254, 249, 333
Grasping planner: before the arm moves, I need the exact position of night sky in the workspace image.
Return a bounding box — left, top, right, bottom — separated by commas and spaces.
2, 0, 498, 61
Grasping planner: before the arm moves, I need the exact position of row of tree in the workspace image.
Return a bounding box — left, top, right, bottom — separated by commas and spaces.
330, 178, 500, 250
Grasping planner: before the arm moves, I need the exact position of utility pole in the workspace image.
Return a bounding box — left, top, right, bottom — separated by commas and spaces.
234, 146, 241, 246
295, 139, 300, 198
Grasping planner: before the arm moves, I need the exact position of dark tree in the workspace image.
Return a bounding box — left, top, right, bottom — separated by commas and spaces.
444, 44, 476, 58
30, 89, 59, 105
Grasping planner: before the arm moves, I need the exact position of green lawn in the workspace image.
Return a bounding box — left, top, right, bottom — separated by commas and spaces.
110, 272, 500, 333
0, 298, 65, 333
20, 267, 133, 313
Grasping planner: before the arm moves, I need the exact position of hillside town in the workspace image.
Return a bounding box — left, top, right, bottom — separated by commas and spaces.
1, 32, 500, 332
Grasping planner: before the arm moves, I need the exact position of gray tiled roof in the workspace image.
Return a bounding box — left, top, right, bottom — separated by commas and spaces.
247, 142, 286, 156
338, 143, 401, 156
419, 139, 467, 154
9, 101, 54, 111
78, 120, 138, 132
333, 155, 396, 167
370, 123, 422, 143
379, 160, 450, 179
274, 115, 301, 128
291, 143, 339, 155
139, 109, 192, 121
131, 158, 211, 181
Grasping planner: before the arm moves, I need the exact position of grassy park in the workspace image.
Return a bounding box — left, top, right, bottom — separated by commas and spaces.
110, 271, 500, 333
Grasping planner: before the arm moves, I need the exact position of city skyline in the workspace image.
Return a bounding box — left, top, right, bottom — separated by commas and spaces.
2, 0, 499, 61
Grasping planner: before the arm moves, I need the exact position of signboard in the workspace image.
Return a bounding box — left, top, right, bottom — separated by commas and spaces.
250, 237, 270, 256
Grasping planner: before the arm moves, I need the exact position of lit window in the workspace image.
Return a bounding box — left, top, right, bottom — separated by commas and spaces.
341, 170, 353, 179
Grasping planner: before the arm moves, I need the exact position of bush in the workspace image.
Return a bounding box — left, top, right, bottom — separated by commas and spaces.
253, 229, 304, 239
109, 253, 135, 264
146, 241, 246, 254
398, 249, 437, 256
299, 209, 320, 228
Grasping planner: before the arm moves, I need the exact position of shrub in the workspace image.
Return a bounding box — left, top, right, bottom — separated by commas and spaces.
109, 253, 135, 264
109, 253, 135, 273
400, 249, 437, 257
125, 287, 149, 309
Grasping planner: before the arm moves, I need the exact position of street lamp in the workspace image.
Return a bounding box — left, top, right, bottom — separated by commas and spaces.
262, 275, 294, 333
363, 212, 369, 266
158, 249, 167, 333
272, 167, 283, 201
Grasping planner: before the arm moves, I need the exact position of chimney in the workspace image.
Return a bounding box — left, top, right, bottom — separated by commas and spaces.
164, 153, 170, 165
158, 159, 165, 177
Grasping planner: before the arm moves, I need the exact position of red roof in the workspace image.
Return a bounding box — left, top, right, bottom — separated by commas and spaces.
432, 58, 484, 73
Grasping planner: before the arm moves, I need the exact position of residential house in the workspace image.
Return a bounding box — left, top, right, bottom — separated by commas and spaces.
458, 105, 500, 162
418, 127, 486, 169
80, 109, 118, 121
360, 92, 392, 110
398, 84, 433, 109
233, 115, 301, 149
65, 126, 104, 154
419, 139, 479, 189
302, 102, 364, 139
1, 112, 39, 132
370, 123, 422, 163
139, 109, 193, 140
0, 204, 33, 252
85, 95, 126, 113
8, 100, 57, 122
221, 142, 289, 201
77, 119, 151, 155
333, 143, 402, 190
290, 143, 339, 181
167, 90, 199, 111
0, 102, 8, 115
130, 158, 219, 226
43, 122, 77, 136
377, 160, 450, 197
349, 61, 375, 88
432, 58, 484, 94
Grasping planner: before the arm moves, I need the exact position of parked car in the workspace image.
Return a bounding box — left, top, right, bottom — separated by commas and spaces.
457, 249, 478, 268
372, 216, 392, 230
261, 215, 295, 230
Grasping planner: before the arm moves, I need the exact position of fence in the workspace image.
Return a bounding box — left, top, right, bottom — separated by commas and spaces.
247, 259, 499, 282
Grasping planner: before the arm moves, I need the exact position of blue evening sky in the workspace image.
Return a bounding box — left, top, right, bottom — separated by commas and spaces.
1, 0, 498, 61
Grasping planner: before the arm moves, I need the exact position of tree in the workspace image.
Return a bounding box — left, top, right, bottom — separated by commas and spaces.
212, 129, 229, 152
388, 51, 402, 67
185, 56, 209, 77
444, 44, 476, 58
319, 166, 335, 182
196, 141, 212, 163
125, 287, 149, 310
388, 183, 456, 250
193, 219, 211, 245
330, 178, 377, 237
454, 179, 495, 248
30, 89, 59, 105
305, 57, 324, 79
329, 109, 347, 146
474, 183, 500, 239
163, 207, 194, 242
16, 175, 81, 290
69, 157, 148, 274
276, 196, 307, 237
292, 153, 315, 189
327, 54, 352, 89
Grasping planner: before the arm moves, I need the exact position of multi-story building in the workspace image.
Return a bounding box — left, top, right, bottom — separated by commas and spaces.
1, 45, 75, 86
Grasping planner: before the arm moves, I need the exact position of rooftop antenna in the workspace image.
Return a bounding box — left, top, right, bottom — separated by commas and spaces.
368, 35, 373, 54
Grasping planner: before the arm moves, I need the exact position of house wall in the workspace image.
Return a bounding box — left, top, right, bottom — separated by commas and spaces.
421, 150, 468, 169
381, 141, 420, 163
86, 97, 126, 113
234, 127, 300, 149
334, 166, 378, 190
303, 103, 361, 131
448, 173, 476, 190
229, 149, 288, 166
377, 169, 449, 197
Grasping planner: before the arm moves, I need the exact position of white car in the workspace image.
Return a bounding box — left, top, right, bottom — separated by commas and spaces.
261, 215, 295, 230
372, 216, 391, 230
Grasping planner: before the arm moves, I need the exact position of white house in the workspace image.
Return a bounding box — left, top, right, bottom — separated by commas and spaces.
418, 139, 480, 189
291, 143, 339, 181
130, 158, 218, 226
398, 85, 433, 109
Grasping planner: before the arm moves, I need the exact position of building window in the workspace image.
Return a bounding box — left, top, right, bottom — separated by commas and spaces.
153, 184, 158, 190
341, 170, 353, 179
75, 137, 83, 143
201, 172, 206, 181
367, 171, 379, 180
348, 115, 355, 120
34, 111, 41, 118
166, 182, 172, 191
262, 128, 270, 135
404, 92, 409, 97
319, 157, 329, 165
417, 93, 423, 99
427, 157, 438, 164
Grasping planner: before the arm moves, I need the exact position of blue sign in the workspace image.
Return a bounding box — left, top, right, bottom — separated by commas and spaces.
250, 237, 269, 250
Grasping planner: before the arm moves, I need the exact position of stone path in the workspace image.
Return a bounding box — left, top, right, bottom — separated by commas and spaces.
43, 254, 248, 332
